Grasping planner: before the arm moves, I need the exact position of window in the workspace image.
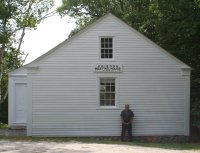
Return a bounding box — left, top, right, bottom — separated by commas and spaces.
100, 78, 115, 106
101, 37, 113, 59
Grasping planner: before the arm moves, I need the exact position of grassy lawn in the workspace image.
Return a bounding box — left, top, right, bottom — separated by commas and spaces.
0, 136, 199, 151
0, 123, 8, 129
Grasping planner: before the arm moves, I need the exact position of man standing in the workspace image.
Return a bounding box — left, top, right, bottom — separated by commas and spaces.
120, 104, 134, 141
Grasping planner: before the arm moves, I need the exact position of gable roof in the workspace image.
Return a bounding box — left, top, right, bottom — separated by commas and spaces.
9, 67, 27, 77
26, 13, 190, 69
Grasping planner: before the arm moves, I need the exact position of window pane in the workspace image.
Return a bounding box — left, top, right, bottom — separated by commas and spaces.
105, 100, 110, 106
109, 54, 113, 58
111, 100, 115, 106
100, 93, 106, 100
100, 100, 105, 106
106, 86, 111, 92
100, 78, 115, 106
105, 93, 110, 100
100, 37, 113, 59
110, 79, 115, 83
104, 42, 108, 48
100, 85, 106, 92
100, 79, 106, 84
105, 49, 108, 54
111, 93, 115, 99
101, 38, 104, 43
109, 39, 112, 48
105, 54, 108, 58
111, 86, 115, 91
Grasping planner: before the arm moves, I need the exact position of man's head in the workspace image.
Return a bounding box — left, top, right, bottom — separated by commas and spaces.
125, 104, 129, 110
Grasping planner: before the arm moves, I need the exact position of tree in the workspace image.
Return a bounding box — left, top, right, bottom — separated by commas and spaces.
148, 0, 200, 131
57, 0, 152, 35
58, 0, 200, 131
0, 0, 54, 123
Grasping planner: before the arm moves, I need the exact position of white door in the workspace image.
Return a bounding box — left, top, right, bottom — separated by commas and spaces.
15, 83, 27, 123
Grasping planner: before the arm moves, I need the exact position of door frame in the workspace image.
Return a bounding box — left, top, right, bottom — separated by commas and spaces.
8, 76, 27, 127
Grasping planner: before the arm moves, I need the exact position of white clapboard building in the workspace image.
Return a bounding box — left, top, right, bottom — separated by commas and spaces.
9, 13, 191, 136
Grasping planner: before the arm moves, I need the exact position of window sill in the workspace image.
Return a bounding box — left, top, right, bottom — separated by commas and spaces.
96, 106, 119, 110
100, 59, 116, 62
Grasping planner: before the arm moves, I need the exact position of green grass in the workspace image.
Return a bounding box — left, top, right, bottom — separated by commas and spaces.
0, 136, 199, 151
0, 123, 8, 129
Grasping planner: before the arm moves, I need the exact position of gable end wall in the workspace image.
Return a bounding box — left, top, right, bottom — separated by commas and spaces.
27, 14, 190, 136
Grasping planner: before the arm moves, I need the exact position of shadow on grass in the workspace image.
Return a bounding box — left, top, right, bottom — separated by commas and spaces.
0, 136, 200, 151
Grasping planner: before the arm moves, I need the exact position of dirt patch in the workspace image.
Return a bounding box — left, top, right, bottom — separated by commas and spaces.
0, 140, 199, 153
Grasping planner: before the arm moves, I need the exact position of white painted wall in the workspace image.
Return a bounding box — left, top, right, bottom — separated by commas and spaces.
26, 14, 190, 136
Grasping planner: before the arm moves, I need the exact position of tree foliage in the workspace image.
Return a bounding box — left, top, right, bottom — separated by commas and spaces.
0, 0, 54, 123
58, 0, 200, 129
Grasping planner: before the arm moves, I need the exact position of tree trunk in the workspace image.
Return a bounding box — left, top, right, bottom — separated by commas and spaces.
0, 19, 7, 104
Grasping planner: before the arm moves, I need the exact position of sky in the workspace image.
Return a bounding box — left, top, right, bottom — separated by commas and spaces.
21, 0, 76, 64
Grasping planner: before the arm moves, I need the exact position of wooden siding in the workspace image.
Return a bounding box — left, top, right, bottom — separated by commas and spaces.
29, 14, 187, 136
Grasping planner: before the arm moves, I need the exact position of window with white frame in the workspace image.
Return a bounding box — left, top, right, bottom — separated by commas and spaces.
101, 37, 113, 59
100, 78, 115, 106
